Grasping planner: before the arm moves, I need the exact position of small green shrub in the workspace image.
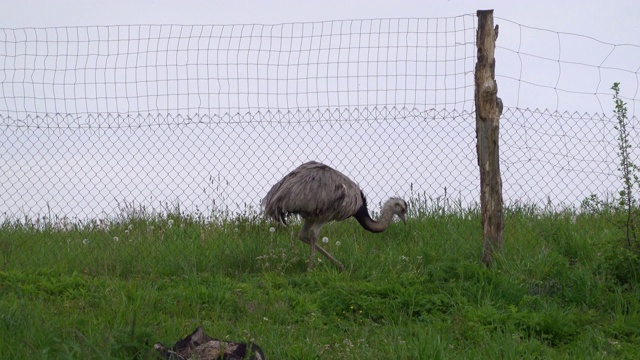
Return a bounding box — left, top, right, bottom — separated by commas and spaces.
582, 83, 640, 287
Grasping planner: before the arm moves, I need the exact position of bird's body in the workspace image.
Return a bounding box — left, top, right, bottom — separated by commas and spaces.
262, 161, 407, 271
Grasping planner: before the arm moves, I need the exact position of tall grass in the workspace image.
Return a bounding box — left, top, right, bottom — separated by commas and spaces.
1, 197, 639, 359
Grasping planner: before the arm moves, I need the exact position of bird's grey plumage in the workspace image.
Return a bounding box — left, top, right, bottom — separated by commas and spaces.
263, 161, 363, 225
262, 161, 407, 271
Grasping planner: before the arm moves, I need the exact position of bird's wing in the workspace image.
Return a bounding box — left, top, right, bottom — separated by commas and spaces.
263, 162, 363, 223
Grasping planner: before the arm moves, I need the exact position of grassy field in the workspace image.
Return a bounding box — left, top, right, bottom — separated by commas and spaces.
1, 200, 639, 359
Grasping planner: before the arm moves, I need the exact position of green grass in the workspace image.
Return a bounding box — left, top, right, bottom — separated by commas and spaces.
1, 202, 639, 359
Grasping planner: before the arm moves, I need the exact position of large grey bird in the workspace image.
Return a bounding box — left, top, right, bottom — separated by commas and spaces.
262, 161, 407, 271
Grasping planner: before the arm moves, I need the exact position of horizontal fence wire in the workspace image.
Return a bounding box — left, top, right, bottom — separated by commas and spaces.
0, 17, 476, 119
494, 17, 640, 116
1, 15, 640, 224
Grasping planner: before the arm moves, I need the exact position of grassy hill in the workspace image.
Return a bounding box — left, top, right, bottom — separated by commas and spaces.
1, 200, 638, 359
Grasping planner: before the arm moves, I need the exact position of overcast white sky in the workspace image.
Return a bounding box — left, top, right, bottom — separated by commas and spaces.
2, 0, 639, 220
3, 0, 639, 114
3, 0, 638, 114
2, 0, 638, 44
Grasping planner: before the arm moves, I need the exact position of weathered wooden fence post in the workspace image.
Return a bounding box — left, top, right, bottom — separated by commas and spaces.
475, 10, 504, 266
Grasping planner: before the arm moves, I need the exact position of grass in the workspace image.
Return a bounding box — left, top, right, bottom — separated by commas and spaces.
1, 200, 639, 359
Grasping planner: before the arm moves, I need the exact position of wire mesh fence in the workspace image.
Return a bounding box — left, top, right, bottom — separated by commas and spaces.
0, 17, 476, 118
1, 15, 639, 224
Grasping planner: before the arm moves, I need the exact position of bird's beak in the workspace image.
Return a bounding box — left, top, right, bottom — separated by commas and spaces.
399, 213, 406, 224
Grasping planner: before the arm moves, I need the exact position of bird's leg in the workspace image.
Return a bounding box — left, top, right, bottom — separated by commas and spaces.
298, 221, 316, 270
299, 221, 345, 271
308, 237, 317, 271
320, 249, 345, 272
309, 224, 345, 272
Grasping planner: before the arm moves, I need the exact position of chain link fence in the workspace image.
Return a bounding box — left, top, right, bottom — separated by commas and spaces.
1, 16, 639, 223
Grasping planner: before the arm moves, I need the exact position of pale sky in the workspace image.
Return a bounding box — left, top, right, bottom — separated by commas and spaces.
2, 0, 639, 46
3, 0, 639, 113
2, 0, 639, 220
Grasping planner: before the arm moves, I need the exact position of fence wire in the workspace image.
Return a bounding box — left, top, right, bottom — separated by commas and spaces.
1, 16, 639, 223
0, 17, 476, 118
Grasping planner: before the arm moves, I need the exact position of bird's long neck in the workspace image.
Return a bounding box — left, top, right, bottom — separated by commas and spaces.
353, 201, 396, 233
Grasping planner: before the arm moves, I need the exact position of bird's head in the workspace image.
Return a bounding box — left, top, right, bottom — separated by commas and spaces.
386, 197, 408, 224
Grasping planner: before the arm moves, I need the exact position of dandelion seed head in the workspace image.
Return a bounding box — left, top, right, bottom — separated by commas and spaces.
113, 236, 119, 242
82, 238, 89, 245
335, 241, 341, 246
269, 227, 276, 233
322, 237, 329, 244
124, 229, 129, 235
